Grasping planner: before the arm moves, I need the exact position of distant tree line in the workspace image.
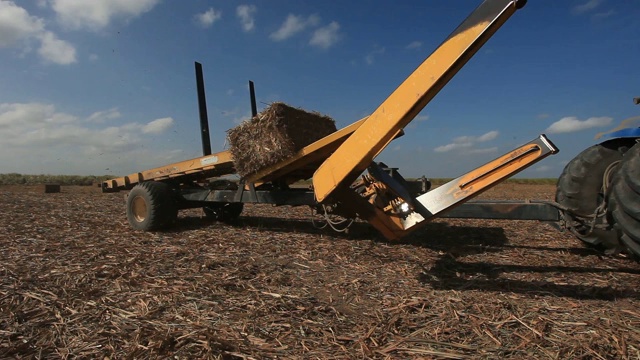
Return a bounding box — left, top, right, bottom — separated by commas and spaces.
0, 173, 557, 186
427, 178, 557, 185
0, 173, 114, 186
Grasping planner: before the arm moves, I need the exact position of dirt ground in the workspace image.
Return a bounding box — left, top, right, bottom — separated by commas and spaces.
1, 184, 639, 359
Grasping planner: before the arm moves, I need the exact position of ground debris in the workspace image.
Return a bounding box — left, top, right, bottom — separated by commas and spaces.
1, 184, 639, 358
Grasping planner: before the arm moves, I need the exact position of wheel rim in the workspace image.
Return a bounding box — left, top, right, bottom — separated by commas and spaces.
131, 195, 148, 222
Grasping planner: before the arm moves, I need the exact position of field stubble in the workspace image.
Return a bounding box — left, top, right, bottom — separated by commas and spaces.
1, 184, 639, 359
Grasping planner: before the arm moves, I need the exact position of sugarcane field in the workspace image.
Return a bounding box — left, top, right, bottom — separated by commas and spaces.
3, 0, 640, 358
1, 183, 639, 359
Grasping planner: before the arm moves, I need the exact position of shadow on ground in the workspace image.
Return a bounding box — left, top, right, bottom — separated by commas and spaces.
418, 254, 640, 300
172, 214, 640, 300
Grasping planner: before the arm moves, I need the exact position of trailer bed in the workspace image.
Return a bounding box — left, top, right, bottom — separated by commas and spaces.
102, 118, 365, 192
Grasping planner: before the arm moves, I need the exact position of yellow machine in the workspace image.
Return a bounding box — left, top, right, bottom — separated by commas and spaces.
104, 0, 562, 242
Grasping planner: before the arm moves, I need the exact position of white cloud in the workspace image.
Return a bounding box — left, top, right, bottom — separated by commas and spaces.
0, 103, 71, 128
50, 0, 160, 30
87, 108, 121, 123
545, 116, 612, 134
593, 10, 615, 19
270, 14, 319, 41
534, 165, 551, 172
0, 1, 45, 47
89, 53, 99, 61
195, 7, 222, 28
310, 22, 340, 49
406, 41, 422, 50
233, 112, 252, 124
477, 130, 499, 142
572, 0, 603, 14
416, 115, 429, 122
0, 103, 134, 150
434, 142, 473, 153
38, 31, 77, 65
0, 102, 173, 151
0, 102, 184, 175
469, 147, 498, 155
236, 5, 257, 32
142, 117, 174, 134
0, 1, 78, 65
365, 46, 385, 65
434, 130, 499, 153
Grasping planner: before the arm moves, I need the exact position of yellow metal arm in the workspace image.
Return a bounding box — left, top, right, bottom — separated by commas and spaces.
313, 0, 526, 202
362, 135, 558, 240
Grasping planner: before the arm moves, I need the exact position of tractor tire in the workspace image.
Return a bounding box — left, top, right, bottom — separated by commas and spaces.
556, 138, 635, 250
203, 203, 244, 222
126, 181, 178, 231
609, 142, 640, 257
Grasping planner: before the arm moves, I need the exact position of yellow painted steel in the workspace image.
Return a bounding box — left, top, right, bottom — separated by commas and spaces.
313, 0, 524, 202
413, 138, 556, 219
374, 136, 558, 240
102, 150, 234, 191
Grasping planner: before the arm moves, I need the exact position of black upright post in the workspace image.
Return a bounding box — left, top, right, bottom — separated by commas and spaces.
195, 62, 212, 156
249, 80, 257, 117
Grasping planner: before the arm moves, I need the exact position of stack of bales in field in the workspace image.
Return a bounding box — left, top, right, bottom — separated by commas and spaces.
227, 102, 337, 177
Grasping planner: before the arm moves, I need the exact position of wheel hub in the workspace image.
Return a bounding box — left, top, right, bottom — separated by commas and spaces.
131, 195, 148, 222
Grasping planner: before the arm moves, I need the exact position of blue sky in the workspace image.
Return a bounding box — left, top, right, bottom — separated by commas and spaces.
1, 0, 639, 179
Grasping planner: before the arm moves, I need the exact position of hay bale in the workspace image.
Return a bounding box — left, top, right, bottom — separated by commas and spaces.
227, 102, 337, 177
43, 184, 60, 193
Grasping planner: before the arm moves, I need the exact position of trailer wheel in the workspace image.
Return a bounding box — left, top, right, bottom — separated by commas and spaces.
556, 139, 634, 250
609, 142, 640, 257
126, 181, 178, 231
203, 203, 244, 222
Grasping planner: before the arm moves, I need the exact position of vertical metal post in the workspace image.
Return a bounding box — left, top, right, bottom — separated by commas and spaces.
249, 80, 258, 117
195, 62, 212, 156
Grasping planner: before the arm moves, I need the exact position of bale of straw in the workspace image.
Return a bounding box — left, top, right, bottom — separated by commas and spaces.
42, 184, 61, 193
227, 102, 337, 177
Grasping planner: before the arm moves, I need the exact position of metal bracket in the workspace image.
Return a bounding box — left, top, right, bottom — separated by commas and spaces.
234, 180, 258, 203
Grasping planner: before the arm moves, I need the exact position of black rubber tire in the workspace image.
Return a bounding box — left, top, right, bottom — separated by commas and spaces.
203, 203, 244, 222
556, 139, 635, 248
126, 181, 178, 231
609, 142, 640, 257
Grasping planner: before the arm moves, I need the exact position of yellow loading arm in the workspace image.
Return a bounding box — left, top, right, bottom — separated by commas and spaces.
313, 0, 527, 202
334, 135, 558, 240
105, 0, 559, 244
306, 0, 557, 240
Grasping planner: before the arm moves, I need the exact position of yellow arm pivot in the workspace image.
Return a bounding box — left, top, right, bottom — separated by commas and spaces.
313, 0, 526, 202
369, 135, 558, 240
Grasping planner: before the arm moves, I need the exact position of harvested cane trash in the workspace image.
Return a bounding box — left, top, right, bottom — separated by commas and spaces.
227, 102, 337, 177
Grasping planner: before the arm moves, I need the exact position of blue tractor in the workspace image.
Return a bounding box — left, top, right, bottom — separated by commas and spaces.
556, 97, 640, 257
